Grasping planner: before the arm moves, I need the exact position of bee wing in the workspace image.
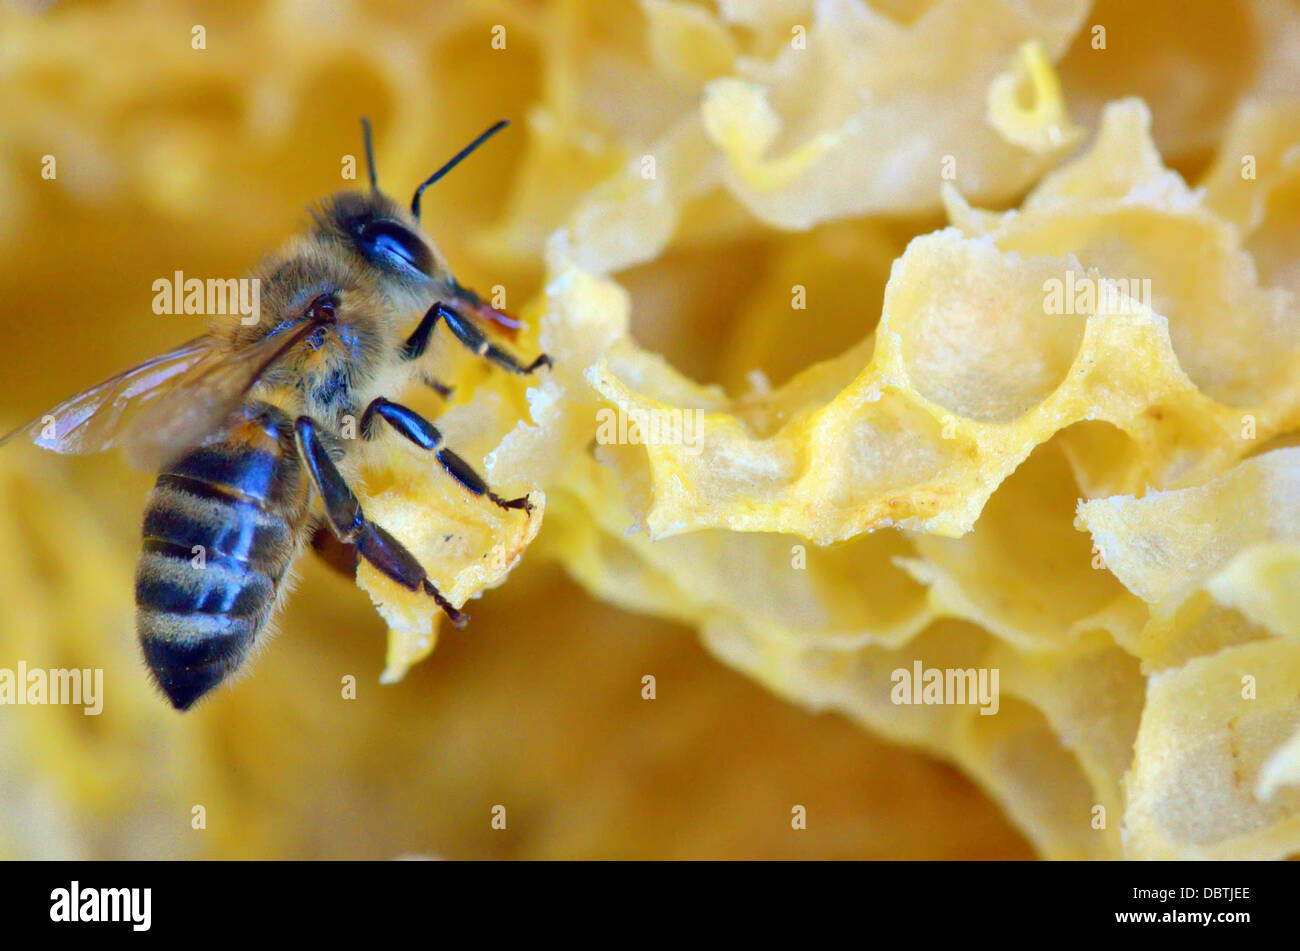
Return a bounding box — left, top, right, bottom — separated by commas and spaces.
0, 320, 323, 468
0, 336, 215, 457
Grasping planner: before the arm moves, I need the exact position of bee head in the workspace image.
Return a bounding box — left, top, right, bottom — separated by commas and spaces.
320, 191, 443, 284
314, 118, 510, 292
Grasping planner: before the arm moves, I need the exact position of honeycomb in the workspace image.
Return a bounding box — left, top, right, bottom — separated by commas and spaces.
2, 0, 1299, 859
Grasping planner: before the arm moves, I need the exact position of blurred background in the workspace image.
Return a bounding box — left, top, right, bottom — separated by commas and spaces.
0, 0, 1292, 859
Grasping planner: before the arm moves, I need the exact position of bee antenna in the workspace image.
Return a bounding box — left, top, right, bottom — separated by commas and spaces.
360, 116, 378, 192
410, 119, 509, 222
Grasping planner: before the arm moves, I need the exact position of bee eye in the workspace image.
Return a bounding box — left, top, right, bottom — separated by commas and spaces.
355, 220, 433, 277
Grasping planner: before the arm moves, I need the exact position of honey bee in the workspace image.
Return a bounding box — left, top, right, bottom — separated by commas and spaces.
0, 119, 549, 711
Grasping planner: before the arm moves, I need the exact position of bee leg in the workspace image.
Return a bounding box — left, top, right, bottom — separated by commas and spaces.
402, 300, 550, 373
437, 303, 551, 375
308, 519, 360, 579
400, 302, 443, 361
419, 372, 454, 398
294, 416, 467, 626
359, 397, 534, 514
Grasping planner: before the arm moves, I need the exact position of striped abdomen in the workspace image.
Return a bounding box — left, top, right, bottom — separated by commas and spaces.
135, 405, 308, 710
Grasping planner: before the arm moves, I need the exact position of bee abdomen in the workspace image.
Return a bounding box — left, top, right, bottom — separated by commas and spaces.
136, 432, 304, 711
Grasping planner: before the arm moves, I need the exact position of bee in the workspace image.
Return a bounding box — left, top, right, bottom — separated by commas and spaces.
0, 119, 550, 711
